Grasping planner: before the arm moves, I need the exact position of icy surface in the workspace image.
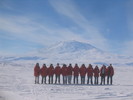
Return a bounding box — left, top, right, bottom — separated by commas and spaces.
0, 64, 133, 100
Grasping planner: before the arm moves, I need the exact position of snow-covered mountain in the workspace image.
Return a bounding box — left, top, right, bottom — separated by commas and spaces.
42, 40, 101, 53
0, 40, 133, 66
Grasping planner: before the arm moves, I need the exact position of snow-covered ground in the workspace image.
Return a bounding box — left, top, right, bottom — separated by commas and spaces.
0, 64, 133, 100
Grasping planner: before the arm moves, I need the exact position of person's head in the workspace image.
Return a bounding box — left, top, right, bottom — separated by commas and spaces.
69, 63, 72, 66
75, 63, 78, 66
63, 64, 66, 67
82, 64, 85, 67
36, 63, 39, 66
57, 63, 59, 66
89, 64, 92, 67
43, 64, 46, 67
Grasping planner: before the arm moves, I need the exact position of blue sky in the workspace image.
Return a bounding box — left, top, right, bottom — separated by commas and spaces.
0, 0, 133, 55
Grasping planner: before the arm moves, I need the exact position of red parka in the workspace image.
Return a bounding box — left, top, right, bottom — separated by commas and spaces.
67, 64, 73, 75
48, 64, 54, 76
73, 64, 79, 76
55, 65, 62, 75
40, 64, 47, 77
62, 64, 68, 76
106, 65, 114, 76
100, 65, 107, 76
93, 66, 99, 77
86, 64, 93, 76
34, 63, 40, 77
79, 64, 86, 76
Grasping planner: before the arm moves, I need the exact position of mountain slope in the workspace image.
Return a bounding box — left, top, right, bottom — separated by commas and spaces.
1, 40, 133, 66
45, 40, 100, 53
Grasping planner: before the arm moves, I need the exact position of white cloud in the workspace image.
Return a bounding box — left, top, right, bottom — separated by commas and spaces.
122, 0, 133, 55
0, 0, 14, 10
0, 15, 87, 47
49, 0, 109, 50
127, 0, 133, 33
123, 41, 133, 55
0, 0, 111, 55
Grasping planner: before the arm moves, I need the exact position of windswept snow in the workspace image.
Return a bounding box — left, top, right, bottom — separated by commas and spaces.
0, 64, 133, 100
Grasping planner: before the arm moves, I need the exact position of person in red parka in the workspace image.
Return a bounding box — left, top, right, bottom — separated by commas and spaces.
86, 64, 93, 85
48, 64, 54, 84
34, 63, 40, 84
106, 64, 114, 85
67, 63, 73, 84
100, 65, 106, 85
79, 64, 86, 84
93, 65, 99, 85
61, 64, 68, 84
73, 63, 79, 84
54, 63, 62, 84
40, 64, 47, 84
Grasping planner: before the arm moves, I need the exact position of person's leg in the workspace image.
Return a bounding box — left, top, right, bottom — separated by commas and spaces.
83, 77, 85, 84
55, 75, 57, 84
91, 76, 93, 85
35, 77, 36, 84
100, 76, 103, 85
35, 77, 37, 84
57, 75, 59, 84
41, 76, 43, 84
94, 77, 96, 84
64, 76, 67, 84
44, 76, 46, 84
74, 76, 75, 84
77, 76, 78, 84
107, 76, 109, 85
87, 76, 89, 84
82, 77, 84, 84
110, 76, 113, 85
103, 76, 105, 85
49, 76, 50, 84
58, 75, 60, 84
81, 77, 83, 84
97, 77, 99, 85
51, 75, 53, 84
70, 75, 72, 84
65, 76, 68, 84
63, 76, 65, 84
37, 76, 39, 84
68, 75, 69, 84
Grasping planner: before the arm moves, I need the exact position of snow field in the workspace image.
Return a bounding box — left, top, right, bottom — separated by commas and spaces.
0, 64, 133, 100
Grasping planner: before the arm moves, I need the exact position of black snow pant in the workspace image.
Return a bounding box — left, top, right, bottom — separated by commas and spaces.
94, 77, 99, 85
81, 76, 85, 84
100, 75, 105, 85
74, 76, 78, 84
35, 76, 39, 84
87, 76, 93, 85
107, 76, 113, 85
49, 75, 53, 84
55, 75, 60, 84
41, 76, 47, 84
63, 76, 67, 84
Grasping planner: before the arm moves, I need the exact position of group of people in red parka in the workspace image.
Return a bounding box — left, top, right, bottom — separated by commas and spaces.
34, 63, 114, 85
